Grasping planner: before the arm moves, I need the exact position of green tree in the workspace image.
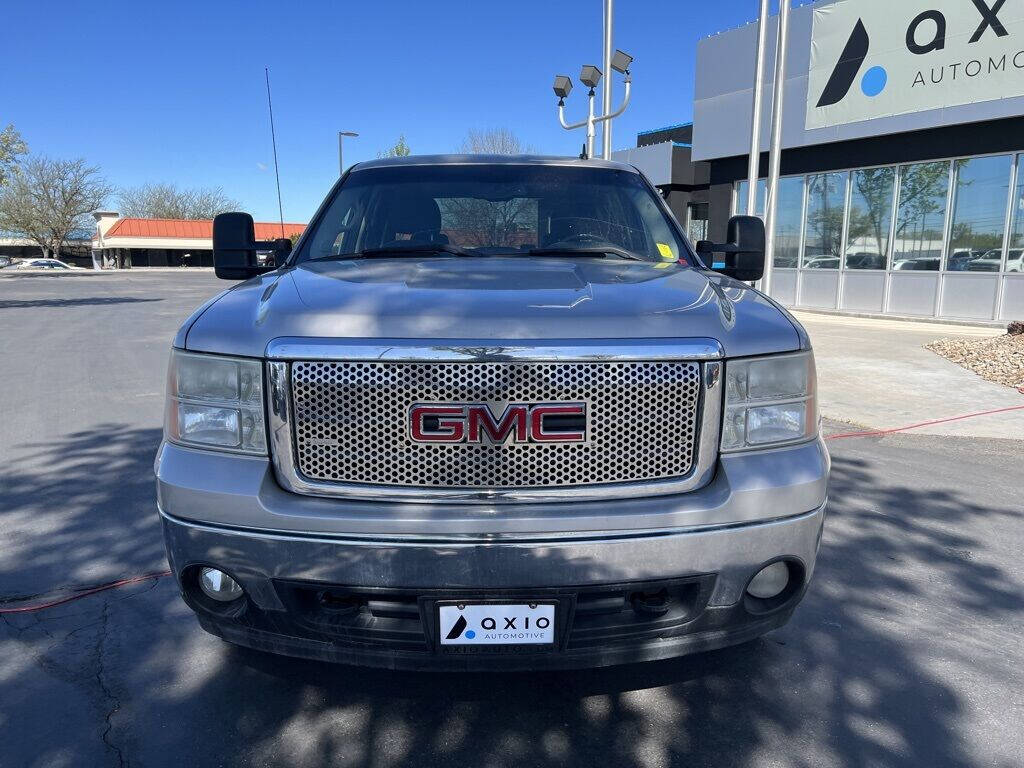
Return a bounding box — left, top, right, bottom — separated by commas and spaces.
0, 156, 112, 258
118, 182, 240, 219
377, 135, 411, 159
0, 124, 28, 188
459, 128, 534, 155
893, 161, 956, 259
847, 168, 895, 258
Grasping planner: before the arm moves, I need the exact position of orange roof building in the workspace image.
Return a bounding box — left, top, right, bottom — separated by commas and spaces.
92, 211, 306, 269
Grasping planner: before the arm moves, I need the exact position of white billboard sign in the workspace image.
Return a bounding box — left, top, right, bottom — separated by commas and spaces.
807, 0, 1024, 129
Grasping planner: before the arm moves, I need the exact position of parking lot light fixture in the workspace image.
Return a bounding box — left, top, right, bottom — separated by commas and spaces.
580, 65, 603, 89
553, 75, 573, 102
553, 54, 632, 160
610, 49, 633, 74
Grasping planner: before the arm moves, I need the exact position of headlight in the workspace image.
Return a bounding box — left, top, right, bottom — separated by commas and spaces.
164, 349, 266, 454
721, 351, 817, 452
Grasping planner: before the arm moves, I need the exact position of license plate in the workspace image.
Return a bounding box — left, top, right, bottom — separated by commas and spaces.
438, 603, 556, 646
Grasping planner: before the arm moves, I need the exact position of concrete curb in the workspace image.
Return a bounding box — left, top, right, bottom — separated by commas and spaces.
791, 306, 1009, 330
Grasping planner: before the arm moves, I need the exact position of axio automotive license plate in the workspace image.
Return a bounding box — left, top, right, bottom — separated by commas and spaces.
438, 603, 556, 646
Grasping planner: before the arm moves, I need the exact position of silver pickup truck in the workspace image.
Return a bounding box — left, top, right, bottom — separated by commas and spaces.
156, 155, 829, 670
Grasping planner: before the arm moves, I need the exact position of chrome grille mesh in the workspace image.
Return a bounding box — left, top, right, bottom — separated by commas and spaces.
289, 361, 701, 489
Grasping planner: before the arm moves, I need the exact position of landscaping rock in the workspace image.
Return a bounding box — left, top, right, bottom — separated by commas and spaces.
925, 332, 1024, 391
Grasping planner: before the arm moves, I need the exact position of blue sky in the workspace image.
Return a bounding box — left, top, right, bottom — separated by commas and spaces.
4, 0, 761, 222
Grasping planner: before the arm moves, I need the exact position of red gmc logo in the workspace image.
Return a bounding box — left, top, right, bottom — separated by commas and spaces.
409, 403, 587, 444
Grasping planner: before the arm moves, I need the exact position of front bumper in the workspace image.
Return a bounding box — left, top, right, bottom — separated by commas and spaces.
157, 437, 829, 670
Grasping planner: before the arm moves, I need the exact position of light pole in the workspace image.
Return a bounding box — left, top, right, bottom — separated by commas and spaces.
762, 0, 792, 296
746, 0, 770, 216
338, 131, 358, 176
601, 0, 614, 159
554, 51, 633, 160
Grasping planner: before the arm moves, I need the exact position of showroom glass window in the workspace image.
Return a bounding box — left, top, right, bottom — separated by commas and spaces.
736, 179, 767, 217
802, 172, 846, 269
735, 177, 804, 268
846, 167, 895, 270
946, 155, 1012, 272
1008, 154, 1024, 272
774, 177, 805, 269
892, 162, 950, 272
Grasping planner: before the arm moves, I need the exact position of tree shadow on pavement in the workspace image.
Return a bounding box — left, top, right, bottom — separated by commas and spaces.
2, 433, 1022, 768
0, 297, 163, 309
0, 425, 167, 601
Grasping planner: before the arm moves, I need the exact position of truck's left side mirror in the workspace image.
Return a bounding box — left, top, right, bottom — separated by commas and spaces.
213, 212, 279, 280
696, 215, 766, 282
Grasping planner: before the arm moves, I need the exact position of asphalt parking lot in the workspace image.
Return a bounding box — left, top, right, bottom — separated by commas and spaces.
1, 271, 1022, 768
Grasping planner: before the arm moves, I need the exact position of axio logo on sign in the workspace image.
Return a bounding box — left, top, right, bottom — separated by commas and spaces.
807, 0, 1024, 129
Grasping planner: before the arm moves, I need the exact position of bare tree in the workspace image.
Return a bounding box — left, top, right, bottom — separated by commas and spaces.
118, 183, 241, 219
0, 156, 112, 258
0, 124, 28, 188
459, 128, 534, 155
377, 135, 411, 159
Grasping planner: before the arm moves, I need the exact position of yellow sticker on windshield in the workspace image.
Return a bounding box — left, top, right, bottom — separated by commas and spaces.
656, 242, 675, 260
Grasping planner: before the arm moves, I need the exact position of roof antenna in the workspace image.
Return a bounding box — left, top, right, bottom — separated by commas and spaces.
264, 67, 285, 237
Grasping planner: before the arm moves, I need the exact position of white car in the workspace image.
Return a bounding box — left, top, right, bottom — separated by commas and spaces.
1007, 249, 1023, 272
803, 256, 840, 270
2, 258, 82, 270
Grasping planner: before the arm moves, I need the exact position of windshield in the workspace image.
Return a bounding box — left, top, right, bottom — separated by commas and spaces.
295, 164, 692, 264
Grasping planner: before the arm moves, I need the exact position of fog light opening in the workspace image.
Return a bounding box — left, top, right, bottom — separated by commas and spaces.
746, 561, 790, 600
198, 567, 244, 603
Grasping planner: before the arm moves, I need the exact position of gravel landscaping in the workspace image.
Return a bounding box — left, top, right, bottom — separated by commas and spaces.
926, 322, 1024, 392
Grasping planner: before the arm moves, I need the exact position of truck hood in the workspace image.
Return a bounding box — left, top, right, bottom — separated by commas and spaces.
183, 257, 802, 358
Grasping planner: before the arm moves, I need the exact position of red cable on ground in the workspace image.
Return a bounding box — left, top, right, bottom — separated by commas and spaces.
0, 570, 171, 615
825, 403, 1024, 441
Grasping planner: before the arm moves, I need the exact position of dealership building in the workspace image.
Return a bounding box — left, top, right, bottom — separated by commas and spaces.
619, 0, 1024, 322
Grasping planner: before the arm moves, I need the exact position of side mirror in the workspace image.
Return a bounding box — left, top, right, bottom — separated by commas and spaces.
696, 215, 766, 282
213, 212, 281, 280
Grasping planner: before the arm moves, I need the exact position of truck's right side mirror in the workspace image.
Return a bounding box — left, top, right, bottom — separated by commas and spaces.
696, 215, 766, 282
213, 212, 278, 280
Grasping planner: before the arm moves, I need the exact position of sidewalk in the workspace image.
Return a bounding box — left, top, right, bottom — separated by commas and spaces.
793, 311, 1024, 440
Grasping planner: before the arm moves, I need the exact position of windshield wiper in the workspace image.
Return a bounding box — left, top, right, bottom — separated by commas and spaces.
526, 246, 644, 262
324, 243, 481, 260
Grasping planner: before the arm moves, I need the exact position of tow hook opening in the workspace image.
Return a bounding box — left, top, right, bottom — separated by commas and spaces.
630, 588, 672, 616
316, 590, 362, 615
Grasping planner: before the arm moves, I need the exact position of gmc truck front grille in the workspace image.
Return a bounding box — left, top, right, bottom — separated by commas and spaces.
287, 360, 702, 489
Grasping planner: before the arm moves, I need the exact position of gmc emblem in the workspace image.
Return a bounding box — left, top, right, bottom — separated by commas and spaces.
409, 403, 587, 444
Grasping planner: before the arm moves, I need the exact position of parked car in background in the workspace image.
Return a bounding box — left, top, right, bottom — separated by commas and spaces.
947, 249, 987, 271
0, 256, 13, 268
1, 258, 81, 270
844, 252, 887, 270
965, 249, 1004, 272
803, 256, 840, 269
1007, 249, 1024, 272
892, 257, 942, 271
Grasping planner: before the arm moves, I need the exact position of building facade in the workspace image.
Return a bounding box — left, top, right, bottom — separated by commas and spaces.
630, 0, 1024, 322
612, 124, 711, 243
92, 212, 306, 268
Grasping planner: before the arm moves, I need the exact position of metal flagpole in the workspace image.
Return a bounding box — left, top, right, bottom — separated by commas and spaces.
746, 0, 770, 216
601, 0, 614, 159
762, 0, 791, 296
